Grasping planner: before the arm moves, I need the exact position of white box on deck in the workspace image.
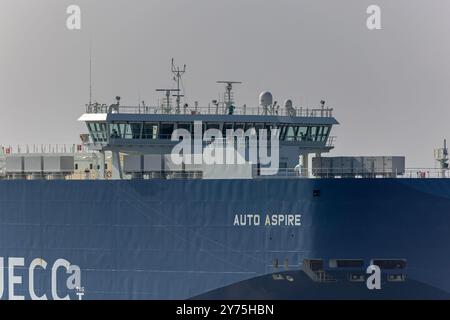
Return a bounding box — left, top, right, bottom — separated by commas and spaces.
43, 156, 74, 173
24, 156, 43, 172
203, 163, 253, 179
5, 156, 24, 173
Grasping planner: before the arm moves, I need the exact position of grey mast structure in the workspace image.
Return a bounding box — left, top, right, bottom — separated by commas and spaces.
172, 58, 186, 114
78, 61, 338, 180
435, 139, 449, 178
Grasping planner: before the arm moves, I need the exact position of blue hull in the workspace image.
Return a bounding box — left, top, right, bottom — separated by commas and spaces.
0, 179, 449, 299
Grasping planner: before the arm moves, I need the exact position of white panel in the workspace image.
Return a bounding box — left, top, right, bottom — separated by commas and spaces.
5, 156, 24, 173
24, 156, 43, 172
77, 114, 108, 121
203, 163, 252, 179
43, 156, 74, 172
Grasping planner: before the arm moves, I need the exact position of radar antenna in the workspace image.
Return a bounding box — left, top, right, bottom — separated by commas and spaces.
172, 58, 186, 113
216, 81, 242, 115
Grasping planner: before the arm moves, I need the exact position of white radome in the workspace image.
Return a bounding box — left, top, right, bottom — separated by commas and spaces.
284, 99, 293, 109
259, 91, 273, 107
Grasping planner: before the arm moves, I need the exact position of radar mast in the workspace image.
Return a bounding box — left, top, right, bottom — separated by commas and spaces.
216, 81, 242, 115
171, 58, 186, 113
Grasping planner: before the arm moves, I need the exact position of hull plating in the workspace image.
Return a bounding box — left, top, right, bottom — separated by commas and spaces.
0, 178, 449, 299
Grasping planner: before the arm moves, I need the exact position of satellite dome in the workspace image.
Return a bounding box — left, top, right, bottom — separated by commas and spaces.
284, 99, 293, 109
259, 91, 273, 107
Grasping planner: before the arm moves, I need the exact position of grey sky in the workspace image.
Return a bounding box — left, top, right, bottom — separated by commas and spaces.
1, 0, 450, 167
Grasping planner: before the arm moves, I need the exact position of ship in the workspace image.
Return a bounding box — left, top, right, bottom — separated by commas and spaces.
1, 59, 450, 300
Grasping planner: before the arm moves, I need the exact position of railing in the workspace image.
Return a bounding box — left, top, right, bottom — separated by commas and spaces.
0, 144, 91, 155
1, 167, 450, 180
261, 167, 450, 179
85, 103, 334, 118
107, 134, 336, 145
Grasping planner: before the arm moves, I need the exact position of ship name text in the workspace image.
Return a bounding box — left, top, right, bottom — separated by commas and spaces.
233, 214, 301, 226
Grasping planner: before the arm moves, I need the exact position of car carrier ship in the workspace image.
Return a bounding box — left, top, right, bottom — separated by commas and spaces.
1, 60, 450, 300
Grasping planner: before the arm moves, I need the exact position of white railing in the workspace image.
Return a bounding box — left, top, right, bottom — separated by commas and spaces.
262, 167, 450, 179
85, 103, 334, 118
1, 164, 449, 180
0, 144, 90, 155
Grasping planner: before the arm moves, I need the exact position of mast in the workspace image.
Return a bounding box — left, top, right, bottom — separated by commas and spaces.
88, 43, 93, 107
171, 58, 186, 113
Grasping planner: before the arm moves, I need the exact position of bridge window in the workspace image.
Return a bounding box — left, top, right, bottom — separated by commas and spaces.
222, 123, 234, 136
266, 124, 278, 138
176, 123, 192, 133
206, 123, 220, 131
279, 125, 287, 140
176, 122, 192, 139
87, 122, 107, 143
244, 123, 254, 131
143, 123, 158, 139
109, 122, 142, 139
322, 126, 330, 141
129, 123, 142, 139
297, 126, 308, 141
254, 123, 265, 138
160, 123, 174, 139
109, 123, 120, 139
315, 126, 323, 142
310, 126, 319, 141
286, 126, 296, 141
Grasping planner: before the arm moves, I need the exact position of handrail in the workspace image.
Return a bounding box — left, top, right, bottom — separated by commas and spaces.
1, 167, 449, 180
85, 104, 334, 118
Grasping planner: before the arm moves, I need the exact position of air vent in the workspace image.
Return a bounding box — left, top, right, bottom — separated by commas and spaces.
329, 259, 364, 268
371, 259, 407, 270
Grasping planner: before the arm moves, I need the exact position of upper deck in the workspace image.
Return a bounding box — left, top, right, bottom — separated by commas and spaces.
84, 102, 335, 119
81, 102, 339, 128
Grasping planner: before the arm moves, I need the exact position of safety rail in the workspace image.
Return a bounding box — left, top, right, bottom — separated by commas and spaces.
259, 168, 450, 179
104, 134, 336, 146
85, 103, 334, 118
0, 158, 448, 181
0, 144, 91, 155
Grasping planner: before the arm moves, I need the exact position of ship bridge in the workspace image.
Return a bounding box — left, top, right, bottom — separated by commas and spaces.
78, 64, 338, 179
79, 97, 338, 179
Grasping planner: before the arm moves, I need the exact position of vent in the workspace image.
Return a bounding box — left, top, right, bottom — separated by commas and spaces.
371, 259, 407, 270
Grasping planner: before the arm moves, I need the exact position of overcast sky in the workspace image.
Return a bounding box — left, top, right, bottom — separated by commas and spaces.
1, 0, 450, 167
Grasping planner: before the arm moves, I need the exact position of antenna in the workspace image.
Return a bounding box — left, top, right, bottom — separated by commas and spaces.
89, 44, 93, 106
171, 58, 187, 112
435, 139, 449, 178
216, 81, 242, 114
156, 88, 180, 114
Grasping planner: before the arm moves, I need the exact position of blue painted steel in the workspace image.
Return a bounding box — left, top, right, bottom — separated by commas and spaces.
0, 178, 449, 299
